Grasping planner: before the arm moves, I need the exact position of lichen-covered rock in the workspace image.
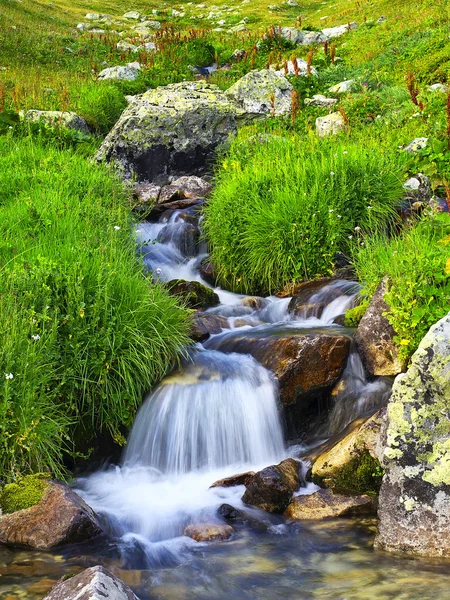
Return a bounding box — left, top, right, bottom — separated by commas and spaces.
225, 70, 294, 121
242, 458, 301, 512
20, 110, 90, 133
123, 10, 143, 20
98, 65, 140, 81
284, 488, 373, 520
316, 112, 345, 137
322, 22, 357, 38
167, 279, 220, 309
42, 566, 140, 600
403, 137, 428, 153
329, 80, 355, 94
354, 278, 404, 376
97, 81, 237, 182
184, 523, 234, 542
305, 94, 338, 108
312, 409, 386, 494
375, 313, 450, 557
0, 482, 102, 550
116, 40, 139, 53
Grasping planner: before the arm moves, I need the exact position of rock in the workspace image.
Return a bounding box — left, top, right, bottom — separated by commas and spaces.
316, 112, 345, 137
20, 110, 89, 133
225, 70, 294, 121
375, 313, 450, 557
211, 471, 255, 488
284, 488, 373, 520
123, 10, 143, 20
242, 458, 301, 512
116, 40, 139, 53
377, 15, 387, 23
206, 331, 351, 407
329, 80, 355, 94
42, 566, 140, 600
322, 22, 357, 38
200, 260, 216, 286
134, 182, 161, 206
287, 279, 355, 316
304, 94, 338, 108
190, 312, 229, 342
157, 222, 200, 257
403, 137, 428, 153
400, 173, 433, 217
0, 482, 102, 550
301, 31, 329, 45
141, 41, 156, 52
274, 26, 303, 44
274, 58, 317, 77
167, 279, 220, 310
97, 81, 237, 183
229, 23, 247, 33
311, 409, 385, 494
428, 83, 449, 93
98, 65, 140, 81
231, 49, 246, 62
218, 503, 247, 521
159, 176, 212, 203
184, 524, 234, 542
354, 278, 404, 376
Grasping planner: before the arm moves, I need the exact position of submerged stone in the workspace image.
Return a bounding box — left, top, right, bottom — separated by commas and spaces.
184, 523, 234, 542
284, 488, 373, 520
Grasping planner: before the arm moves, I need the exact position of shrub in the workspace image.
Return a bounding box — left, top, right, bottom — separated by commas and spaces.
352, 213, 450, 363
0, 135, 190, 480
204, 131, 406, 294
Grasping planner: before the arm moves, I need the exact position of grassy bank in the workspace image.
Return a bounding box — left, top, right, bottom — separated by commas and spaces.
0, 132, 190, 479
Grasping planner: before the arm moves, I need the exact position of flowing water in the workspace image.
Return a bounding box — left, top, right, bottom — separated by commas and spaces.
4, 205, 450, 600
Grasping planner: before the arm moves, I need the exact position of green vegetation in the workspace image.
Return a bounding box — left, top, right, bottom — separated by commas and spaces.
314, 450, 384, 496
344, 301, 370, 328
204, 131, 405, 294
0, 133, 189, 480
0, 473, 50, 514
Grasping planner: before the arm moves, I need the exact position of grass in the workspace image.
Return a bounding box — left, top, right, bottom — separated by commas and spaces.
0, 132, 190, 480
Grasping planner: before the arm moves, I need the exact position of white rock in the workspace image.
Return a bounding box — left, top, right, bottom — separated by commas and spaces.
429, 83, 449, 93
117, 40, 139, 53
329, 79, 355, 93
305, 94, 338, 108
274, 58, 318, 77
98, 65, 140, 81
403, 137, 428, 154
322, 22, 357, 38
123, 10, 143, 20
316, 112, 345, 137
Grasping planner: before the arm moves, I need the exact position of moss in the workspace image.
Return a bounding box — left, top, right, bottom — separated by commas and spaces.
344, 300, 369, 327
0, 473, 50, 514
316, 450, 384, 495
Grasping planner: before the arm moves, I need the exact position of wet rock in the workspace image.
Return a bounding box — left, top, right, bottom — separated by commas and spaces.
329, 80, 355, 94
157, 222, 200, 257
354, 278, 404, 376
284, 488, 374, 520
42, 565, 140, 600
97, 81, 237, 183
211, 471, 255, 488
242, 458, 301, 512
0, 482, 102, 550
304, 94, 338, 108
158, 176, 211, 204
312, 409, 386, 494
199, 259, 216, 286
218, 503, 247, 520
20, 110, 90, 133
240, 296, 266, 311
316, 112, 345, 137
150, 197, 203, 216
375, 312, 450, 557
225, 69, 294, 121
184, 523, 234, 542
190, 312, 230, 342
206, 331, 351, 407
167, 279, 220, 310
281, 278, 335, 300
134, 182, 161, 207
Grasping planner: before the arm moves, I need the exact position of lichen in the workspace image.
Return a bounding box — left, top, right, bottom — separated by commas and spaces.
0, 473, 50, 514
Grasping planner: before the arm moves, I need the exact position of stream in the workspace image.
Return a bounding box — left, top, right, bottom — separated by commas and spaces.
3, 204, 450, 599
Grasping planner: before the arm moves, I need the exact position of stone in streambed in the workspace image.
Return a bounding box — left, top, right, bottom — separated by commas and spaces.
199, 259, 216, 286
184, 523, 234, 542
242, 458, 301, 513
167, 279, 219, 310
42, 565, 140, 600
190, 312, 230, 342
0, 481, 102, 550
210, 471, 255, 488
284, 488, 374, 520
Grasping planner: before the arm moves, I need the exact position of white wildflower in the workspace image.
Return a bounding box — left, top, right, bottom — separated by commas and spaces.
354, 226, 361, 231
114, 225, 121, 231
5, 373, 13, 380
31, 334, 41, 341
348, 235, 353, 239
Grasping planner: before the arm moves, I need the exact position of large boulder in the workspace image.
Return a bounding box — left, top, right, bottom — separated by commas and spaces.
242, 458, 301, 512
225, 70, 294, 121
354, 277, 404, 376
205, 331, 351, 406
210, 471, 255, 488
311, 409, 385, 495
20, 110, 89, 133
375, 313, 450, 557
0, 482, 102, 550
97, 81, 237, 183
284, 488, 373, 520
42, 566, 140, 600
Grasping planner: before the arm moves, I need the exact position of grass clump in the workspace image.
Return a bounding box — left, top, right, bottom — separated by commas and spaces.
0, 134, 190, 480
204, 131, 406, 294
352, 213, 450, 363
0, 474, 50, 514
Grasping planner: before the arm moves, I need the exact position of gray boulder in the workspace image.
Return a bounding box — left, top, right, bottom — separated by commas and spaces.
20, 110, 90, 133
316, 112, 345, 137
98, 65, 140, 81
322, 22, 357, 38
329, 79, 355, 94
375, 313, 450, 557
97, 81, 237, 183
305, 94, 338, 108
43, 566, 140, 600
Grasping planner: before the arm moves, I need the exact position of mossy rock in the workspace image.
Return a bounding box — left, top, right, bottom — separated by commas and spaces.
344, 299, 369, 327
167, 279, 220, 309
330, 450, 383, 495
0, 473, 50, 514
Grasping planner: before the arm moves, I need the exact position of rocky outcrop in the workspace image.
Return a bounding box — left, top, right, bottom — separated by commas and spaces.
284, 489, 374, 520
242, 458, 301, 512
354, 278, 404, 376
20, 110, 90, 133
97, 81, 237, 183
206, 331, 351, 406
225, 70, 294, 121
42, 566, 140, 600
184, 524, 234, 542
316, 112, 345, 137
311, 409, 385, 494
375, 313, 450, 557
0, 482, 102, 550
167, 279, 219, 309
